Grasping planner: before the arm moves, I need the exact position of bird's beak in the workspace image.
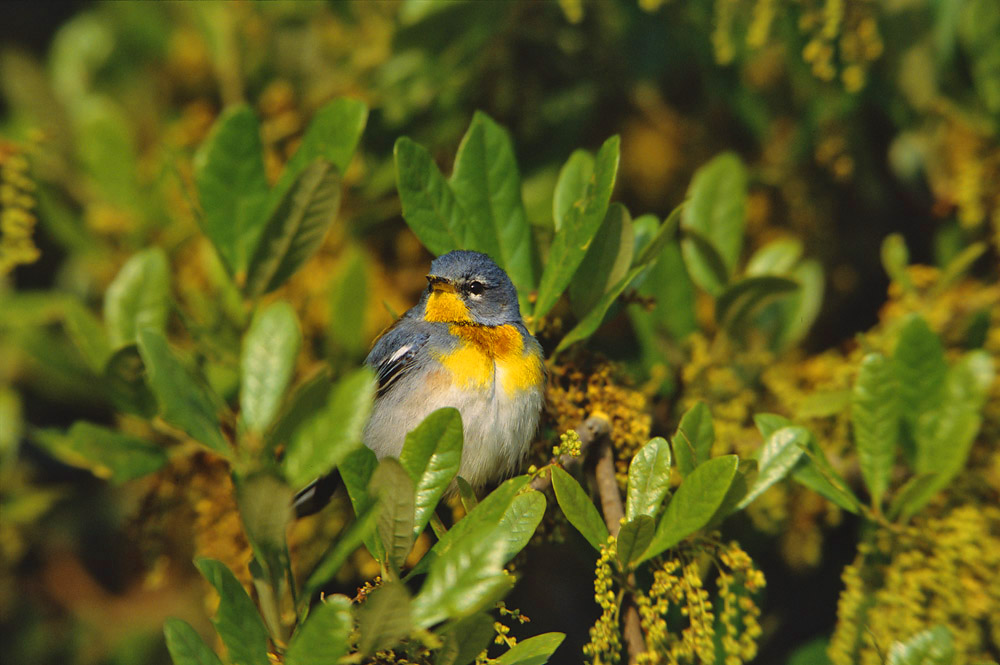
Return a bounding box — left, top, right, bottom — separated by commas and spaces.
426, 275, 457, 293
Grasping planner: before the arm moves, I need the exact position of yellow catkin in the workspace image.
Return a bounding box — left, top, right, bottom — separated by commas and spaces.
0, 140, 41, 275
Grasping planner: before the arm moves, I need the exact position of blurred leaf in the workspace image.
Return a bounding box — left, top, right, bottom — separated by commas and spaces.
137, 328, 230, 456
746, 238, 803, 276
672, 401, 714, 478
245, 159, 342, 297
328, 247, 368, 355
625, 437, 672, 521
370, 458, 416, 574
569, 203, 634, 318
772, 259, 824, 350
340, 445, 385, 561
194, 558, 270, 665
399, 407, 463, 538
534, 135, 620, 320
240, 302, 302, 434
283, 366, 375, 489
616, 515, 654, 569
356, 583, 412, 657
795, 390, 851, 420
268, 368, 332, 450
887, 472, 941, 522
880, 233, 912, 290
552, 149, 594, 233
737, 426, 808, 509
33, 422, 166, 483
641, 455, 738, 562
715, 275, 799, 334
302, 501, 379, 601
785, 638, 832, 665
551, 465, 609, 551
73, 96, 139, 207
959, 0, 1000, 113
791, 437, 861, 514
707, 458, 757, 526
104, 248, 170, 349
450, 111, 538, 303
456, 476, 478, 513
636, 238, 697, 341
932, 241, 987, 295
103, 345, 157, 417
193, 105, 269, 276
163, 618, 223, 665
893, 314, 946, 459
63, 299, 111, 372
680, 152, 747, 294
495, 633, 566, 665
235, 473, 291, 589
852, 353, 899, 507
284, 595, 353, 665
395, 136, 466, 256
886, 625, 954, 665
679, 226, 730, 296
435, 613, 495, 665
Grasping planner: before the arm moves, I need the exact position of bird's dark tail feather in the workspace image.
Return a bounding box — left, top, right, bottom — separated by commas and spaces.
292, 470, 342, 518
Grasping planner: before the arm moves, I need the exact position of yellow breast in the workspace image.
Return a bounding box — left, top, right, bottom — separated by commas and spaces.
434, 323, 543, 397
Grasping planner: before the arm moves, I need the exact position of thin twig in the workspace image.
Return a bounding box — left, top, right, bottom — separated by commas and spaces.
530, 415, 611, 491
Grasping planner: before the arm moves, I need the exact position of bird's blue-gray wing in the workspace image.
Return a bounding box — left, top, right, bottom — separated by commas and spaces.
367, 324, 430, 399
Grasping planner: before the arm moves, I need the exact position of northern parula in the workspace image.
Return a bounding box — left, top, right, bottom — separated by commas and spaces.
294, 250, 545, 515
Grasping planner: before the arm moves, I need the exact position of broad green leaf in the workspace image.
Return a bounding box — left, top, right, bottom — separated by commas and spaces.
672, 402, 714, 478
746, 238, 803, 276
680, 153, 747, 294
435, 613, 495, 665
240, 302, 301, 434
496, 490, 546, 560
851, 353, 900, 507
456, 476, 478, 513
636, 238, 697, 341
63, 299, 111, 372
284, 595, 353, 665
32, 422, 166, 483
234, 473, 291, 589
339, 446, 384, 561
715, 275, 799, 334
534, 135, 620, 320
707, 458, 757, 526
616, 515, 654, 569
356, 583, 412, 657
282, 366, 375, 489
244, 158, 342, 297
933, 241, 987, 295
893, 314, 946, 456
193, 105, 269, 275
370, 458, 416, 574
626, 437, 672, 521
411, 523, 510, 628
753, 412, 792, 439
399, 408, 464, 538
886, 625, 954, 665
552, 149, 594, 233
104, 248, 169, 349
887, 472, 942, 521
791, 438, 861, 514
773, 259, 824, 350
880, 233, 911, 291
408, 475, 531, 579
301, 501, 379, 601
163, 618, 223, 665
450, 112, 538, 301
395, 136, 466, 256
327, 247, 368, 355
495, 632, 567, 665
137, 329, 229, 456
679, 226, 730, 296
737, 426, 808, 509
786, 638, 833, 665
569, 203, 634, 318
268, 368, 332, 451
795, 390, 851, 420
194, 558, 270, 665
550, 465, 609, 551
103, 345, 157, 418
641, 455, 739, 562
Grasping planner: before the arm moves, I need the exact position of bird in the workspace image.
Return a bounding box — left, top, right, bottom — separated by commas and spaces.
294, 250, 545, 516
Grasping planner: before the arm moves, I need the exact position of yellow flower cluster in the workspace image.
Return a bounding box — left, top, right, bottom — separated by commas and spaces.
553, 429, 583, 458
583, 538, 623, 665
829, 504, 1000, 665
798, 0, 883, 91
0, 140, 41, 276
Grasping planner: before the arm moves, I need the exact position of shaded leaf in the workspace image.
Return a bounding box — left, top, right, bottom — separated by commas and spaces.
495, 633, 566, 665
399, 407, 463, 538
625, 437, 672, 521
302, 501, 379, 601
435, 613, 495, 665
852, 353, 899, 507
616, 516, 654, 569
552, 149, 594, 233
551, 465, 609, 551
370, 458, 416, 574
63, 299, 111, 372
672, 402, 713, 478
163, 617, 223, 665
194, 558, 270, 665
395, 136, 466, 256
327, 247, 368, 355
680, 226, 731, 296
103, 345, 157, 418
569, 202, 634, 318
234, 473, 291, 590
715, 275, 799, 334
339, 445, 384, 561
33, 422, 166, 484
104, 248, 169, 349
284, 595, 353, 665
773, 259, 824, 350
267, 368, 331, 452
357, 583, 412, 657
887, 472, 942, 522
240, 302, 301, 434
791, 438, 862, 514
893, 314, 946, 457
456, 476, 478, 513
737, 426, 808, 509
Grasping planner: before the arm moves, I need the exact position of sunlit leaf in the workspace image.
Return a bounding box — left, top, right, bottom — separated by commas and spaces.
163, 617, 223, 665
495, 632, 566, 665
399, 407, 463, 538
737, 426, 808, 509
33, 422, 166, 483
370, 458, 416, 574
851, 353, 899, 507
104, 248, 170, 349
625, 437, 672, 521
63, 299, 111, 372
672, 401, 713, 478
550, 465, 609, 551
569, 202, 634, 318
240, 302, 301, 434
552, 149, 594, 233
886, 625, 954, 665
284, 595, 353, 665
194, 558, 270, 665
395, 136, 466, 256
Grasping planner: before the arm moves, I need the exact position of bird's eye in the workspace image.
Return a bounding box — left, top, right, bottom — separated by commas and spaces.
468, 281, 485, 296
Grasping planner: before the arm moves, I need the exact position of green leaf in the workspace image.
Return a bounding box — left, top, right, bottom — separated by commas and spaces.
240, 302, 302, 434
569, 203, 634, 318
893, 314, 946, 458
370, 458, 416, 574
616, 515, 654, 569
284, 595, 353, 665
794, 390, 851, 420
635, 238, 697, 341
268, 368, 332, 452
399, 408, 464, 538
680, 152, 747, 294
327, 247, 368, 355
137, 329, 229, 456
550, 465, 609, 551
737, 426, 808, 509
194, 558, 270, 665
746, 238, 803, 276
791, 438, 861, 514
32, 422, 166, 484
234, 473, 291, 587
552, 149, 594, 233
625, 437, 672, 521
715, 275, 799, 334
394, 136, 466, 256
496, 490, 546, 560
163, 618, 223, 665
887, 472, 942, 522
641, 455, 739, 562
302, 501, 379, 601
534, 135, 620, 320
495, 632, 567, 665
679, 226, 731, 296
193, 105, 269, 276
63, 299, 111, 373
672, 402, 714, 478
244, 158, 342, 297
356, 583, 412, 657
104, 248, 170, 349
103, 345, 157, 418
282, 366, 375, 489
881, 233, 912, 291
435, 613, 495, 665
886, 625, 954, 665
339, 446, 384, 561
450, 111, 538, 302
411, 523, 510, 628
851, 353, 900, 507
456, 476, 478, 513
707, 458, 758, 526
773, 259, 824, 350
